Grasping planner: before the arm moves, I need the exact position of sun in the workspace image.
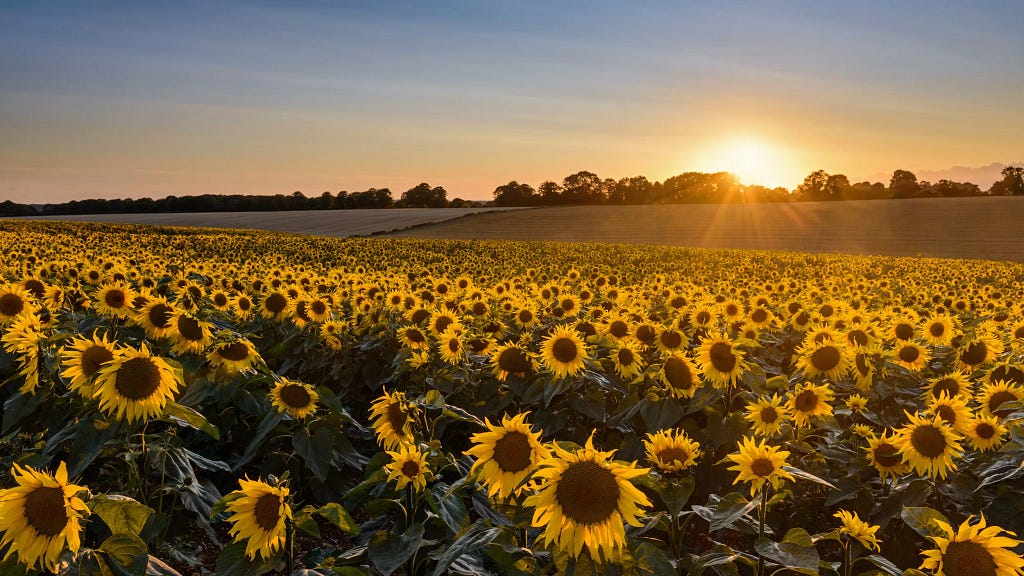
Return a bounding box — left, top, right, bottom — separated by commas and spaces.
698, 137, 796, 188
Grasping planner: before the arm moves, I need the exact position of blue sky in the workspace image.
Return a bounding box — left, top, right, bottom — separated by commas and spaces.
2, 0, 1022, 202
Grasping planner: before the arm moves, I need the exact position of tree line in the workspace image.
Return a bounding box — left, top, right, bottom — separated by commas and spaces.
1, 166, 1021, 217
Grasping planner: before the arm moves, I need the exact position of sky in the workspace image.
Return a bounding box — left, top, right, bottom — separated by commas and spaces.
2, 0, 1022, 203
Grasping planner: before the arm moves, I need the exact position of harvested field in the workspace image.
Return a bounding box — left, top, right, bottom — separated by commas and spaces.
390, 197, 1024, 261
17, 207, 523, 237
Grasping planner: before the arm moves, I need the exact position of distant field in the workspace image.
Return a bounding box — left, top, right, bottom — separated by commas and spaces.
390, 197, 1024, 262
18, 207, 523, 237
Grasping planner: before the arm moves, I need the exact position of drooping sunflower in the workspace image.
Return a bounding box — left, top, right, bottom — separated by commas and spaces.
746, 394, 791, 437
726, 436, 795, 496
270, 378, 319, 419
977, 380, 1024, 419
610, 339, 644, 380
207, 338, 261, 373
919, 515, 1024, 576
925, 370, 972, 401
490, 342, 533, 381
539, 324, 589, 379
93, 282, 133, 318
643, 429, 701, 474
0, 461, 90, 572
696, 334, 746, 387
465, 413, 551, 500
92, 343, 181, 423
167, 311, 214, 355
894, 341, 930, 372
794, 339, 850, 381
659, 353, 701, 398
957, 333, 1003, 369
927, 393, 973, 435
386, 444, 431, 493
369, 389, 417, 449
225, 478, 292, 560
60, 332, 119, 396
834, 510, 881, 552
865, 431, 909, 479
2, 313, 44, 394
966, 415, 1008, 452
787, 382, 834, 428
893, 412, 963, 480
526, 435, 651, 561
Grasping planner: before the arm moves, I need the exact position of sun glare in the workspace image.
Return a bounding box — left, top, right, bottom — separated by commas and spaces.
698, 137, 796, 189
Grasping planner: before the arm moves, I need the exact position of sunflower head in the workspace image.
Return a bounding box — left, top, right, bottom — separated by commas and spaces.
920, 515, 1024, 576
225, 478, 292, 560
966, 415, 1008, 452
834, 509, 881, 552
369, 389, 417, 450
270, 378, 319, 419
894, 412, 963, 480
539, 325, 589, 379
745, 394, 791, 438
60, 332, 119, 397
386, 444, 431, 493
787, 382, 834, 428
696, 334, 747, 387
490, 343, 533, 381
93, 343, 181, 423
726, 436, 795, 496
794, 339, 851, 381
659, 353, 701, 399
644, 429, 701, 474
466, 413, 550, 500
208, 337, 261, 373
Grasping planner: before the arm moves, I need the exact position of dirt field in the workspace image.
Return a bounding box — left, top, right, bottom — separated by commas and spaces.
389, 197, 1024, 262
19, 207, 523, 237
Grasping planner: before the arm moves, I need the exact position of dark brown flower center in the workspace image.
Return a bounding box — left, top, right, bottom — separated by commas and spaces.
855, 354, 871, 376
936, 405, 956, 425
264, 293, 288, 314
405, 328, 426, 344
401, 460, 420, 478
933, 378, 960, 398
635, 325, 656, 343
410, 309, 430, 324
148, 303, 173, 329
795, 390, 819, 412
387, 402, 408, 432
941, 540, 996, 576
81, 345, 114, 377
0, 293, 26, 316
695, 311, 712, 325
751, 309, 768, 323
609, 320, 629, 338
213, 293, 229, 307
310, 300, 327, 315
24, 279, 45, 299
988, 391, 1018, 417
177, 316, 205, 341
114, 357, 163, 401
575, 322, 596, 337
24, 486, 69, 536
929, 323, 946, 337
847, 330, 868, 347
750, 457, 775, 477
895, 323, 914, 340
518, 310, 534, 324
617, 349, 635, 366
660, 330, 682, 349
498, 347, 531, 373
492, 431, 533, 473
960, 342, 988, 366
656, 447, 690, 466
555, 460, 620, 526
810, 346, 841, 372
910, 424, 947, 458
104, 289, 126, 308
990, 365, 1024, 385
254, 493, 281, 531
434, 316, 454, 334
663, 357, 694, 390
280, 384, 312, 408
709, 342, 737, 373
218, 342, 250, 362
874, 444, 902, 467
551, 337, 578, 364
447, 338, 460, 353
975, 422, 995, 440
899, 345, 920, 363
759, 406, 778, 424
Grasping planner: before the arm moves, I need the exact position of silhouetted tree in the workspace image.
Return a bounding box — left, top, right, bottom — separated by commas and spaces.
537, 181, 563, 205
890, 169, 920, 199
795, 170, 830, 201
493, 181, 536, 206
992, 166, 1024, 196
824, 174, 851, 200
562, 171, 604, 204
401, 183, 447, 208
609, 176, 654, 204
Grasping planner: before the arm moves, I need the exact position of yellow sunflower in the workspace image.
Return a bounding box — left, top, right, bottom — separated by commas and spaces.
526, 435, 651, 561
834, 509, 881, 552
539, 325, 590, 379
369, 389, 417, 449
966, 415, 1007, 452
655, 326, 688, 354
977, 380, 1024, 419
60, 332, 119, 397
846, 394, 868, 414
610, 339, 644, 380
259, 290, 292, 322
925, 370, 972, 401
794, 339, 850, 381
0, 461, 90, 572
659, 353, 701, 398
893, 412, 963, 480
927, 393, 973, 435
92, 343, 181, 423
920, 515, 1024, 576
490, 342, 533, 381
895, 341, 930, 372
207, 338, 261, 373
643, 429, 701, 474
270, 378, 319, 419
436, 326, 464, 366
957, 333, 1003, 369
0, 284, 37, 325
696, 334, 746, 387
865, 432, 909, 480
386, 444, 431, 493
134, 297, 178, 339
225, 478, 292, 560
167, 311, 214, 355
397, 326, 431, 351
787, 382, 834, 428
232, 294, 255, 319
746, 394, 791, 437
921, 315, 957, 347
93, 282, 133, 318
466, 413, 550, 500
726, 436, 795, 496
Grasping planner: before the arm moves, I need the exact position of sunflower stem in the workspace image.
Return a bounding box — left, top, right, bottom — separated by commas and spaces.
756, 487, 768, 576
843, 540, 852, 576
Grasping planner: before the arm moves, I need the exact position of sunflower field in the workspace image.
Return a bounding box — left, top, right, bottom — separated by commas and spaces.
1, 220, 1023, 576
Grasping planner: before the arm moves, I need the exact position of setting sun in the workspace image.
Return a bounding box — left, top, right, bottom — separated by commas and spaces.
697, 137, 799, 189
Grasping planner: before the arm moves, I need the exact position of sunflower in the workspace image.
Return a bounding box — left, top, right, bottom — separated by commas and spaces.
0, 284, 37, 325
207, 338, 261, 373
209, 290, 232, 311
846, 394, 868, 414
397, 326, 431, 351
232, 294, 255, 319
369, 390, 417, 449
259, 290, 291, 322
512, 303, 539, 329
834, 510, 881, 552
655, 327, 688, 354
895, 341, 930, 372
976, 381, 1024, 419
696, 334, 746, 387
466, 413, 550, 500
60, 332, 119, 396
270, 378, 319, 419
436, 326, 464, 366
610, 339, 644, 380
539, 325, 589, 379
490, 342, 533, 381
865, 431, 909, 479
927, 393, 973, 435
386, 444, 431, 493
746, 394, 791, 437
919, 515, 1024, 576
429, 309, 462, 337
985, 362, 1024, 387
526, 435, 651, 561
135, 297, 178, 339
925, 370, 972, 401
966, 415, 1007, 452
893, 412, 963, 480
726, 436, 795, 496
225, 478, 292, 560
94, 282, 133, 318
957, 333, 1003, 369
603, 314, 633, 341
167, 311, 214, 354
787, 382, 834, 428
658, 353, 700, 398
794, 339, 850, 381
92, 343, 181, 423
922, 315, 957, 347
644, 429, 701, 474
2, 313, 44, 394
0, 462, 90, 572
689, 303, 718, 330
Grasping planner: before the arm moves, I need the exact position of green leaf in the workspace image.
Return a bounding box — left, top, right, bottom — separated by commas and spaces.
294, 506, 321, 539
292, 426, 333, 483
710, 492, 760, 531
633, 542, 676, 575
858, 554, 903, 576
100, 533, 149, 576
317, 502, 359, 535
429, 520, 500, 576
146, 555, 184, 576
368, 524, 426, 576
754, 530, 819, 572
781, 466, 837, 489
901, 506, 951, 539
640, 398, 684, 432
214, 540, 280, 576
162, 401, 220, 440
233, 411, 285, 470
424, 389, 445, 408
656, 476, 695, 517
90, 495, 155, 536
